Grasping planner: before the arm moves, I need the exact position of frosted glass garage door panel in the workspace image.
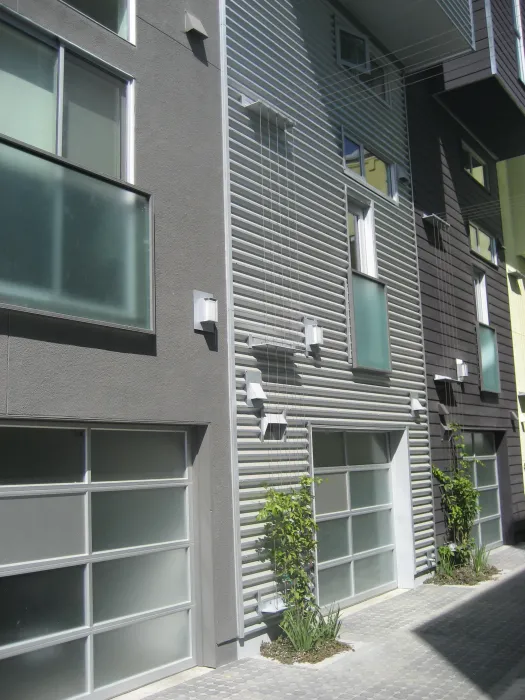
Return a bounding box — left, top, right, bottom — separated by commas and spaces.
478, 489, 499, 517
317, 518, 350, 563
0, 495, 86, 564
92, 488, 186, 552
315, 473, 348, 515
0, 566, 85, 646
94, 611, 190, 688
480, 518, 501, 546
354, 551, 395, 595
0, 638, 86, 700
93, 549, 189, 622
318, 564, 351, 606
352, 510, 393, 554
313, 432, 345, 468
477, 459, 497, 487
350, 469, 390, 509
91, 430, 186, 481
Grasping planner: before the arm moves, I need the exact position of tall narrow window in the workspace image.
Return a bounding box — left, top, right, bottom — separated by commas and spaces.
348, 198, 390, 372
0, 20, 129, 180
63, 0, 130, 40
513, 0, 525, 82
474, 270, 500, 393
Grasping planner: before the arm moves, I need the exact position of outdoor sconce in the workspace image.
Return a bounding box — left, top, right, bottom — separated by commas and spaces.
261, 410, 287, 442
456, 359, 468, 382
410, 393, 424, 419
245, 369, 267, 408
193, 290, 218, 331
184, 12, 208, 38
304, 317, 324, 354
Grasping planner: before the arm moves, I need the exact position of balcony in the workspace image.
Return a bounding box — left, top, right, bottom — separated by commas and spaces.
340, 0, 474, 69
0, 136, 153, 332
351, 273, 391, 373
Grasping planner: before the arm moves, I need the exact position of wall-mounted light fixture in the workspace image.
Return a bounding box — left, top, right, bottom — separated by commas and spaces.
261, 410, 287, 442
397, 164, 410, 184
245, 369, 267, 408
410, 393, 425, 419
304, 317, 324, 355
184, 11, 208, 38
193, 290, 218, 331
456, 358, 468, 382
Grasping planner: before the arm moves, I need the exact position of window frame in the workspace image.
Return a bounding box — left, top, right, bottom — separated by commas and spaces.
342, 130, 397, 200
469, 221, 498, 266
0, 13, 135, 183
60, 0, 136, 45
473, 269, 501, 393
335, 24, 370, 73
462, 141, 489, 190
346, 191, 392, 373
513, 0, 525, 82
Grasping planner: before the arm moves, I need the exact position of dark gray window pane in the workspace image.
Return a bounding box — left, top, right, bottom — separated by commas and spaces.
0, 638, 86, 700
91, 430, 186, 481
0, 427, 84, 484
0, 140, 151, 330
473, 432, 495, 456
92, 488, 186, 552
313, 431, 345, 468
94, 612, 190, 688
0, 22, 57, 152
345, 432, 389, 465
63, 56, 125, 179
0, 566, 84, 646
339, 29, 366, 68
64, 0, 129, 39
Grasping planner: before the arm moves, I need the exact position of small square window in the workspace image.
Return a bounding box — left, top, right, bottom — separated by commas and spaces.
462, 142, 488, 188
470, 223, 498, 265
337, 28, 369, 71
359, 56, 387, 100
343, 135, 394, 198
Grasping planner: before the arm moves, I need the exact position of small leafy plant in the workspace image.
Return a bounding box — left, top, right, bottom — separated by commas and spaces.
256, 475, 319, 610
280, 605, 342, 652
472, 544, 489, 575
432, 424, 480, 569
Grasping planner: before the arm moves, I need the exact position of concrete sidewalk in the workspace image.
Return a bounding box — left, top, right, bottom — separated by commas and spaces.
143, 545, 525, 700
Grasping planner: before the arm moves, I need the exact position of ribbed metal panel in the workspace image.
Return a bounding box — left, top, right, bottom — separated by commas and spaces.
225, 0, 434, 634
437, 0, 474, 46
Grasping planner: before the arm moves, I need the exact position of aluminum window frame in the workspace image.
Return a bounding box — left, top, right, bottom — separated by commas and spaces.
0, 423, 195, 699
311, 430, 397, 609
513, 0, 525, 82
0, 12, 135, 183
477, 322, 501, 394
462, 141, 489, 190
335, 23, 370, 73
342, 129, 397, 201
59, 0, 136, 45
469, 221, 498, 266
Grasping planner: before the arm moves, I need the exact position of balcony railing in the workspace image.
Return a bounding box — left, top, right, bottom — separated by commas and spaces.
351, 272, 391, 373
478, 323, 501, 393
0, 136, 153, 331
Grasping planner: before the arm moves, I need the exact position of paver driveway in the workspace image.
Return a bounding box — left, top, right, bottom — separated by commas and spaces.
146, 545, 525, 700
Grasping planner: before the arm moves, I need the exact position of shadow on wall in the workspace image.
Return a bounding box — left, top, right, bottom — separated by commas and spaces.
415, 555, 525, 698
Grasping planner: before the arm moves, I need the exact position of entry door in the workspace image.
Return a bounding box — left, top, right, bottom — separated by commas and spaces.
0, 425, 195, 700
313, 431, 397, 608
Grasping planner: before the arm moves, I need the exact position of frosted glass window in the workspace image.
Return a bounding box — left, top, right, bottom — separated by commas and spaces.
92, 487, 186, 552
64, 0, 129, 39
0, 23, 57, 152
354, 551, 395, 594
0, 638, 86, 700
345, 432, 389, 465
478, 489, 499, 517
477, 459, 497, 487
473, 432, 496, 456
0, 427, 85, 484
480, 518, 501, 546
352, 274, 390, 371
0, 566, 84, 646
91, 431, 186, 481
350, 469, 390, 509
317, 518, 350, 563
313, 431, 345, 468
479, 325, 500, 393
0, 141, 151, 330
63, 56, 125, 179
315, 474, 348, 515
93, 549, 189, 623
364, 150, 390, 195
0, 494, 85, 565
352, 510, 392, 554
318, 564, 351, 606
94, 611, 190, 688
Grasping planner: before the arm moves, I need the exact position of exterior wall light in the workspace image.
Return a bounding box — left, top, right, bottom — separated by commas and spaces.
193, 290, 218, 331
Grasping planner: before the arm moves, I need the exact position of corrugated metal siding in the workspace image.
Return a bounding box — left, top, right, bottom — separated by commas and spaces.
437, 0, 474, 47
225, 0, 434, 634
443, 0, 492, 90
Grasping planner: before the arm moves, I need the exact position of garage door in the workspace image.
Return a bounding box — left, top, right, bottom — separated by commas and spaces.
0, 425, 195, 700
313, 431, 397, 608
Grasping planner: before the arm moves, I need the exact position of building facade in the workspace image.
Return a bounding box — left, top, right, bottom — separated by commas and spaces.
0, 1, 238, 698
406, 0, 525, 554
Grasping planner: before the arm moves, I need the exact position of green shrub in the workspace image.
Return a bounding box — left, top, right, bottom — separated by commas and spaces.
280, 604, 342, 652
472, 544, 489, 575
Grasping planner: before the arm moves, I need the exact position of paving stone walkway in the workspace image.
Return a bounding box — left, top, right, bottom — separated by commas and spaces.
148, 545, 525, 700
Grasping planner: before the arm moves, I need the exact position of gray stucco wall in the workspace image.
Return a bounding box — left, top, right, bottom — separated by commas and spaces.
0, 0, 237, 663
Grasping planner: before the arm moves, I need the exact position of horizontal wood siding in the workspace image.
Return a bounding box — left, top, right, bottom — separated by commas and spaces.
226, 0, 435, 635
438, 0, 475, 47
407, 73, 525, 544
443, 0, 492, 90
491, 0, 525, 113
